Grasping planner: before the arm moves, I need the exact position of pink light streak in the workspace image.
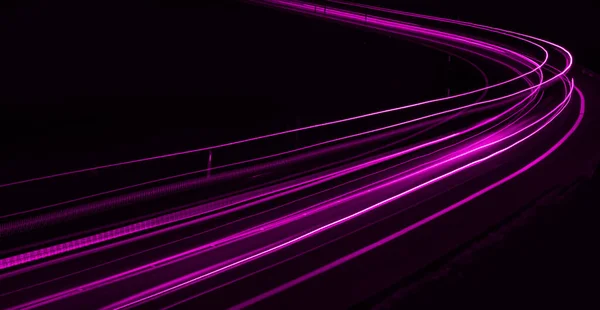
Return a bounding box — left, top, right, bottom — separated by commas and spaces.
1, 1, 582, 309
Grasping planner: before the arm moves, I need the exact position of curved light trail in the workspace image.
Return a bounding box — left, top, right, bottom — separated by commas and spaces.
0, 0, 586, 309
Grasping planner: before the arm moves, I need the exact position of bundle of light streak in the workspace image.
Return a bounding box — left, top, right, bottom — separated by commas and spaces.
0, 0, 585, 308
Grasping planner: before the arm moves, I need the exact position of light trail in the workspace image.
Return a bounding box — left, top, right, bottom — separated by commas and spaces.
0, 0, 546, 192
231, 87, 585, 310
0, 13, 542, 268
0, 0, 585, 309
104, 74, 574, 309
0, 0, 547, 269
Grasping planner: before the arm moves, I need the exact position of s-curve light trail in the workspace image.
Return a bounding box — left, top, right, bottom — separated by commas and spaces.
0, 0, 590, 309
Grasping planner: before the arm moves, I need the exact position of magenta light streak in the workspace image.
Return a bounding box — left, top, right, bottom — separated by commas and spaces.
0, 28, 547, 261
5, 81, 560, 307
0, 92, 534, 277
1, 86, 538, 270
1, 0, 550, 238
100, 74, 574, 308
0, 0, 549, 190
4, 0, 552, 248
0, 131, 461, 270
0, 79, 544, 270
96, 1, 575, 307
0, 25, 509, 221
106, 78, 574, 310
1, 0, 580, 309
231, 87, 585, 310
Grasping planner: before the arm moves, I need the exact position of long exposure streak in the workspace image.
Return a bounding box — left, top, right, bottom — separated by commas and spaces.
0, 0, 587, 309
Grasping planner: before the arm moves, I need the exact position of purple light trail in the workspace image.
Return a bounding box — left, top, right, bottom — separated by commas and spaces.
0, 1, 585, 309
